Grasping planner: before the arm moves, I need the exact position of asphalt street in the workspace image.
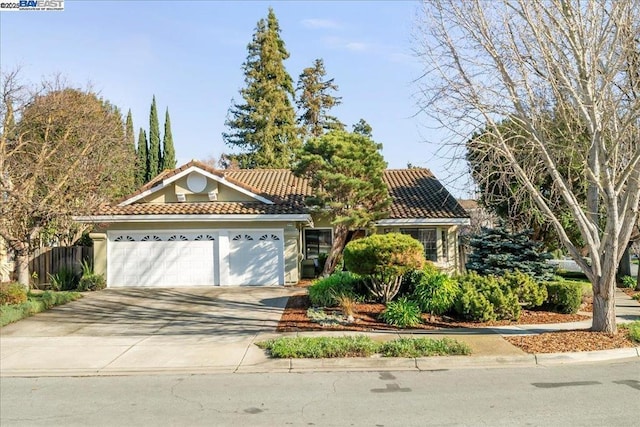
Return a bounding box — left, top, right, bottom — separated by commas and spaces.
1, 359, 638, 426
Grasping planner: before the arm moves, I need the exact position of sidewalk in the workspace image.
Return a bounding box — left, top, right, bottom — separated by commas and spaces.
1, 291, 638, 377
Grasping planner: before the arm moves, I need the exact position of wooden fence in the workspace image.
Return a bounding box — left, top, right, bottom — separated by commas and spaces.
29, 246, 93, 285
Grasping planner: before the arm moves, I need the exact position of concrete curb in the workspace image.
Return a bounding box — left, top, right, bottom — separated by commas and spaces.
2, 347, 638, 377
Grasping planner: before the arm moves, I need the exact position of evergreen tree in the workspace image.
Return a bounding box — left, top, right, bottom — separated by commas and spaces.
148, 95, 161, 178
296, 58, 343, 138
161, 108, 176, 170
465, 224, 555, 281
223, 7, 299, 168
352, 118, 373, 137
125, 109, 135, 149
135, 128, 148, 185
294, 130, 391, 276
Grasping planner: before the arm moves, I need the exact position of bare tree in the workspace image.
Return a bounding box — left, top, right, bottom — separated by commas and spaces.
415, 0, 640, 333
0, 71, 135, 287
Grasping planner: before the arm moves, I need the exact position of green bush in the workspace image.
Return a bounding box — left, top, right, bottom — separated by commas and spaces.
77, 274, 106, 292
503, 270, 547, 308
621, 275, 635, 289
0, 282, 28, 305
379, 337, 471, 357
626, 321, 640, 343
380, 297, 422, 328
453, 272, 520, 321
411, 273, 459, 315
49, 267, 80, 291
544, 280, 583, 314
344, 233, 425, 303
308, 272, 360, 307
400, 262, 439, 296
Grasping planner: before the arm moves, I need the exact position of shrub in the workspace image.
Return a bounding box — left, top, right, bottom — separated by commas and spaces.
308, 272, 360, 307
400, 262, 439, 296
544, 280, 583, 314
380, 297, 422, 328
77, 274, 106, 292
0, 282, 28, 305
626, 321, 640, 343
453, 272, 520, 321
49, 267, 80, 291
379, 337, 471, 357
503, 270, 547, 308
621, 275, 635, 289
344, 233, 425, 303
411, 273, 459, 315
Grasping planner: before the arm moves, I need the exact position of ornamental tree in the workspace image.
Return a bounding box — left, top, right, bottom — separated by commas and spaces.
293, 130, 391, 276
344, 233, 425, 303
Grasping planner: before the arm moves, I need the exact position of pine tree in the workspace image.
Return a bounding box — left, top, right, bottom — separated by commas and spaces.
135, 128, 148, 185
148, 95, 161, 178
296, 58, 344, 138
223, 8, 299, 168
352, 119, 373, 137
161, 108, 176, 170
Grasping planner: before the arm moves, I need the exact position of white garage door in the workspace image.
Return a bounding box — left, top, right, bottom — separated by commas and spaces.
228, 231, 284, 285
108, 232, 217, 287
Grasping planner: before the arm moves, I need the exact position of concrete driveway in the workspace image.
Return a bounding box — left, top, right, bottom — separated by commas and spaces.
0, 287, 301, 375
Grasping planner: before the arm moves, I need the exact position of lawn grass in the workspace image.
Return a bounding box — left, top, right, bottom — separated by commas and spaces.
256, 335, 472, 358
0, 291, 82, 327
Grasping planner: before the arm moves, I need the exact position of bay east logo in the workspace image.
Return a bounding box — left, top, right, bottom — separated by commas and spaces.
0, 0, 65, 11
20, 0, 63, 8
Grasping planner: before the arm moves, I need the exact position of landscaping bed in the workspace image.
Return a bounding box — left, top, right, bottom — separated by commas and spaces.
277, 293, 639, 354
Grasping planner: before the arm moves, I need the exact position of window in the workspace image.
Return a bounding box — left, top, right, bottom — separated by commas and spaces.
441, 230, 448, 262
400, 228, 437, 262
304, 229, 332, 259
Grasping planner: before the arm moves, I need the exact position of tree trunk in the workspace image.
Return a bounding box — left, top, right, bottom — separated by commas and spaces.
591, 277, 617, 334
15, 246, 30, 290
321, 224, 349, 276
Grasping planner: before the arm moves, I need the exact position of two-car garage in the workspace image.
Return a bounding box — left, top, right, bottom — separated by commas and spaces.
107, 229, 285, 287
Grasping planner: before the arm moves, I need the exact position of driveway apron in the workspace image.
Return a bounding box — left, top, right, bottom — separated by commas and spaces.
0, 287, 300, 375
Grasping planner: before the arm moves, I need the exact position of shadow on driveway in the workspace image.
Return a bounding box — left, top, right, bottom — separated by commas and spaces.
1, 287, 300, 338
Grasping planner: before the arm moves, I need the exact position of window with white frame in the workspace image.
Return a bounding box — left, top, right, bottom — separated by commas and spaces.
400, 228, 438, 262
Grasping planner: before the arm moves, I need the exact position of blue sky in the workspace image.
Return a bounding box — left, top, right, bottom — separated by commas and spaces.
1, 0, 471, 197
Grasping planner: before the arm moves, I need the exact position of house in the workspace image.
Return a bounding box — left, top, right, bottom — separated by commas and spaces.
76, 161, 469, 287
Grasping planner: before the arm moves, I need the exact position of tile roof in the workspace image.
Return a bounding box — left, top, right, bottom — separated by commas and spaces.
98, 202, 305, 216
382, 169, 469, 219
98, 161, 468, 219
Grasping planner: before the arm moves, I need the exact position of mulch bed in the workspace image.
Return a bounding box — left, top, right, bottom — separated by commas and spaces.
277, 293, 591, 332
277, 292, 638, 353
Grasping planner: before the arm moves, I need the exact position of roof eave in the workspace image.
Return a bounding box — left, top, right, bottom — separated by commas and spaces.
376, 218, 471, 226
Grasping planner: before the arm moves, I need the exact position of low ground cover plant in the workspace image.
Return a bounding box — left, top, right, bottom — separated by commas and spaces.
624, 321, 640, 343
257, 335, 472, 358
379, 337, 471, 357
1, 290, 82, 326
308, 272, 361, 307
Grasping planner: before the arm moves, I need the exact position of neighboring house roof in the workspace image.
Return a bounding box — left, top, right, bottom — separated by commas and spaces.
382, 169, 469, 220
87, 161, 469, 222
457, 199, 479, 211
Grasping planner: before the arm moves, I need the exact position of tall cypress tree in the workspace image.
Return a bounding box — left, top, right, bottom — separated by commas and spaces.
223, 8, 299, 168
148, 95, 161, 178
135, 128, 148, 185
296, 58, 343, 138
161, 108, 176, 170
